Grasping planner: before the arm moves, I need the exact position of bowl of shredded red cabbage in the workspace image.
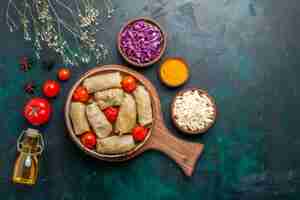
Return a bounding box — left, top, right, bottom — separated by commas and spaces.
118, 18, 166, 67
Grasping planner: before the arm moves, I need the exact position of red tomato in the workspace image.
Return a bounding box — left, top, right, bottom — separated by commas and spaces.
80, 132, 97, 149
23, 98, 52, 126
132, 126, 148, 142
72, 86, 90, 103
122, 76, 137, 93
42, 80, 60, 98
103, 107, 119, 123
57, 68, 71, 81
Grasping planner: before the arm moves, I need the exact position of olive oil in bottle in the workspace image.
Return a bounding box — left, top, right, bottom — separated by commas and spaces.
12, 128, 44, 185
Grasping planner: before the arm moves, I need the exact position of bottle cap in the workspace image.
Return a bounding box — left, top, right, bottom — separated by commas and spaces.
25, 128, 40, 138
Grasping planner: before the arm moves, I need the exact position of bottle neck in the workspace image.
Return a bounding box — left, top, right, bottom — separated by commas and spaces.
17, 129, 44, 155
19, 139, 39, 154
20, 145, 37, 154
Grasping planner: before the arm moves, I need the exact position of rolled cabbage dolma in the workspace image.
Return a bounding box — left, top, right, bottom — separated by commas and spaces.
94, 88, 124, 110
86, 103, 112, 138
70, 102, 90, 135
83, 72, 122, 93
133, 85, 153, 126
115, 93, 137, 135
96, 135, 135, 154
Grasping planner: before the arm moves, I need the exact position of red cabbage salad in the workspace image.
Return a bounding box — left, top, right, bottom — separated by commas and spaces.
120, 20, 163, 64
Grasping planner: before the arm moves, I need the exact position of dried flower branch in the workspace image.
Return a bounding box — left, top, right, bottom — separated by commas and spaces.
6, 0, 114, 66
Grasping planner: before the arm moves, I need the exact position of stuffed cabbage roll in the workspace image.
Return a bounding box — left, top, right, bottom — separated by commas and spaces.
115, 93, 136, 135
133, 85, 153, 126
94, 88, 124, 110
83, 72, 122, 93
70, 102, 90, 135
86, 103, 112, 138
96, 135, 135, 154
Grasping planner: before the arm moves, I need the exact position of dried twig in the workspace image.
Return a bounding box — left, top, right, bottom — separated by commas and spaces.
6, 0, 114, 65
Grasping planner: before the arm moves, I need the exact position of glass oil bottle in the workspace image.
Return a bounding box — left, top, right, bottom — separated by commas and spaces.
12, 128, 44, 185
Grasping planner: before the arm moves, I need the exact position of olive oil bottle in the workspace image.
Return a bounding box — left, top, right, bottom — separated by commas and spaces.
12, 128, 44, 185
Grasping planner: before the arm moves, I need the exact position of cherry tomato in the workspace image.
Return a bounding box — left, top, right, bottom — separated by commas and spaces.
42, 80, 60, 98
103, 107, 119, 123
132, 126, 148, 142
57, 68, 71, 81
122, 76, 137, 93
72, 86, 90, 103
23, 98, 52, 126
80, 132, 97, 149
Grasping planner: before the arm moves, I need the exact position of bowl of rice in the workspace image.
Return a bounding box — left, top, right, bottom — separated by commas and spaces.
171, 88, 217, 135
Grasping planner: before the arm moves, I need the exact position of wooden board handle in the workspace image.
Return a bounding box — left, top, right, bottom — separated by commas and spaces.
146, 121, 204, 176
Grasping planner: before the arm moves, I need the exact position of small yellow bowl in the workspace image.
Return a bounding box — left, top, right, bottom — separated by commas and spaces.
158, 57, 189, 87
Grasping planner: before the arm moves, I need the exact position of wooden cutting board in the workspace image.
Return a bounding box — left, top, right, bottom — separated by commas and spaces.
65, 65, 204, 176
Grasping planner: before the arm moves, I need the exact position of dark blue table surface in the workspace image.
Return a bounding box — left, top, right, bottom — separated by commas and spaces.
0, 0, 300, 199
